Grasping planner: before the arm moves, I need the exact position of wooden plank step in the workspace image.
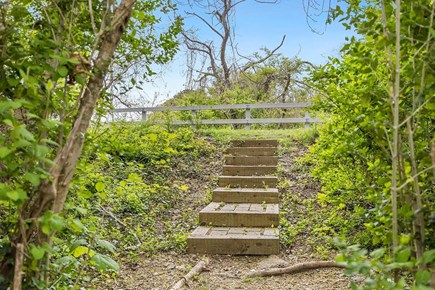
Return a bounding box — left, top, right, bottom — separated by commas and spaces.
218, 176, 277, 188
222, 165, 276, 176
225, 147, 277, 156
199, 202, 279, 227
212, 187, 279, 203
225, 156, 279, 166
187, 226, 279, 255
231, 140, 278, 148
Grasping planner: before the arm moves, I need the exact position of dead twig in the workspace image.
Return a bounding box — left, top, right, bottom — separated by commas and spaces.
171, 258, 210, 290
245, 261, 345, 278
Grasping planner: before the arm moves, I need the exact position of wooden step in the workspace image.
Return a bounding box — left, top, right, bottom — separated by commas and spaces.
187, 226, 279, 255
225, 156, 279, 166
222, 165, 276, 176
212, 187, 279, 203
218, 176, 277, 188
199, 202, 279, 227
225, 147, 277, 156
231, 140, 278, 148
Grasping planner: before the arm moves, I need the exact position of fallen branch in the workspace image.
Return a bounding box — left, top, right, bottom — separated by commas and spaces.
171, 258, 210, 290
246, 261, 345, 278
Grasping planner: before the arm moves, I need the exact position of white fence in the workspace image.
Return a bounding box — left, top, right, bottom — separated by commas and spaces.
111, 102, 322, 129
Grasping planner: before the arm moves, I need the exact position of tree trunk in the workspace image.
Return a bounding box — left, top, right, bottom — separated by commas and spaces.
1, 0, 137, 284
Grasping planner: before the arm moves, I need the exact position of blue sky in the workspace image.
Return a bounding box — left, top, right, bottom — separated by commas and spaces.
142, 0, 352, 105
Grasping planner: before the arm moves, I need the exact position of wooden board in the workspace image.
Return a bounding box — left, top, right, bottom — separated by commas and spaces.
199, 202, 279, 227
187, 226, 279, 255
222, 165, 276, 176
230, 140, 278, 148
225, 156, 279, 166
218, 176, 277, 188
212, 187, 279, 203
225, 147, 277, 156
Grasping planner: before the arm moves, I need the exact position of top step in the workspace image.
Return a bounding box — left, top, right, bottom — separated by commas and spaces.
231, 140, 278, 148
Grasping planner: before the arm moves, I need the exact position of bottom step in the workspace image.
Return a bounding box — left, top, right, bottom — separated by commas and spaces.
187, 226, 279, 255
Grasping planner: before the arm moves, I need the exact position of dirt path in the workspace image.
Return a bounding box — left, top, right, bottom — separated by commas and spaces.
118, 251, 351, 289
117, 142, 354, 289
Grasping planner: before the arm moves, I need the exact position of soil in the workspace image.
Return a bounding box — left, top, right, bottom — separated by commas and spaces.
115, 142, 355, 290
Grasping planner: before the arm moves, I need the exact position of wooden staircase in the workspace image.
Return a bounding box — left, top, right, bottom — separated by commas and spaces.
187, 140, 280, 255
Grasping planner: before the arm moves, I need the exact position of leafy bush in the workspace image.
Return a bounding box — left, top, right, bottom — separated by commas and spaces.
1, 123, 220, 288
305, 0, 435, 287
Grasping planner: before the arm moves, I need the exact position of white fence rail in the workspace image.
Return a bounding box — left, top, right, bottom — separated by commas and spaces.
111, 102, 322, 129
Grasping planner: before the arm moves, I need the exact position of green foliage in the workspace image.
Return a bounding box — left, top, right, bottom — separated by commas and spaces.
0, 0, 182, 288
199, 127, 317, 144
336, 239, 435, 289
1, 123, 218, 288
306, 0, 435, 286
49, 124, 219, 287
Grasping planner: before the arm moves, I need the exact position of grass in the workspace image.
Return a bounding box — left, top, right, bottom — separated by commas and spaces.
197, 126, 319, 143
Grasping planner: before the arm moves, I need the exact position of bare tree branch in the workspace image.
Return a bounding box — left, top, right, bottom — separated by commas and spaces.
186, 11, 224, 39
241, 35, 286, 72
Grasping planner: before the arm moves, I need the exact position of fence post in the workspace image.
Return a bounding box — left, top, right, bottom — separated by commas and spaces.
191, 109, 197, 129
304, 111, 310, 128
141, 110, 147, 122
245, 106, 251, 130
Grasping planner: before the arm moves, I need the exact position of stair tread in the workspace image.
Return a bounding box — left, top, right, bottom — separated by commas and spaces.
214, 187, 278, 193
187, 226, 279, 255
219, 175, 277, 178
225, 156, 278, 166
225, 147, 277, 156
223, 165, 277, 168
231, 140, 278, 147
189, 226, 279, 239
201, 202, 279, 214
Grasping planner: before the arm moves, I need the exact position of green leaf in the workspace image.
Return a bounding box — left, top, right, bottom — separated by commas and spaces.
55, 256, 78, 268
78, 190, 93, 199
96, 239, 116, 253
0, 100, 22, 113
76, 207, 88, 215
3, 119, 13, 127
370, 248, 385, 259
0, 147, 12, 158
57, 66, 69, 77
50, 214, 64, 232
30, 245, 45, 260
73, 246, 89, 258
14, 139, 31, 148
90, 253, 119, 272
70, 219, 85, 233
7, 78, 20, 86
336, 253, 346, 263
15, 125, 35, 141
421, 249, 435, 264
24, 173, 40, 187
46, 79, 54, 91
6, 189, 26, 201
41, 212, 64, 234
396, 247, 411, 263
386, 262, 413, 270
127, 173, 142, 183
71, 239, 87, 250
400, 234, 411, 245
415, 270, 431, 285
95, 182, 105, 192
36, 145, 49, 158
